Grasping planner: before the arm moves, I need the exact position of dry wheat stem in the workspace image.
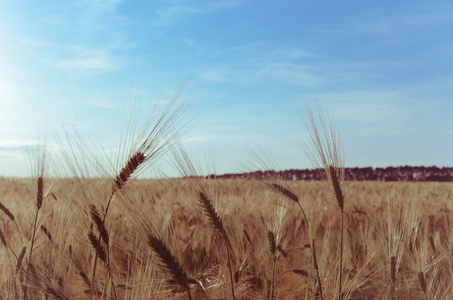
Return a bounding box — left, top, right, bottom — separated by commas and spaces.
25, 176, 45, 300
303, 103, 344, 300
16, 246, 27, 275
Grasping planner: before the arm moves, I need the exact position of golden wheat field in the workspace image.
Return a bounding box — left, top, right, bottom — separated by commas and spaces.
0, 96, 451, 300
0, 177, 452, 300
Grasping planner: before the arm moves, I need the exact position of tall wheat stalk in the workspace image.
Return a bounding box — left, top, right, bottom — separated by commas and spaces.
247, 149, 324, 299
89, 81, 197, 294
171, 145, 236, 300
24, 139, 50, 300
303, 102, 345, 300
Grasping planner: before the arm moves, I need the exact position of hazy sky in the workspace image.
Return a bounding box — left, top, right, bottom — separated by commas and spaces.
1, 0, 453, 177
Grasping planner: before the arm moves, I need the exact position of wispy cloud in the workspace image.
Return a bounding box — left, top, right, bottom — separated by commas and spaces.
16, 38, 117, 71
270, 49, 315, 60
305, 8, 453, 37
357, 11, 453, 35
256, 63, 322, 86
309, 88, 451, 138
0, 140, 40, 152
152, 0, 244, 28
198, 61, 323, 87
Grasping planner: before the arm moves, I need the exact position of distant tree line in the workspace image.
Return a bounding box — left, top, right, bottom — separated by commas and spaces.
211, 166, 453, 182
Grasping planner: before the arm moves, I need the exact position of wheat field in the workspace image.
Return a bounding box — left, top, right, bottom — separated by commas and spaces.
0, 95, 452, 299
0, 177, 452, 299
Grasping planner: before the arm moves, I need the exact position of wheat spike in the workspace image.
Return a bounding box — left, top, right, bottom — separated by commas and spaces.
0, 201, 15, 222
0, 228, 7, 248
89, 205, 109, 245
328, 165, 344, 210
114, 152, 146, 190
88, 231, 107, 263
390, 256, 397, 283
267, 230, 277, 256
37, 176, 44, 210
418, 272, 427, 294
293, 269, 309, 277
271, 183, 299, 203
40, 225, 52, 242
147, 234, 190, 292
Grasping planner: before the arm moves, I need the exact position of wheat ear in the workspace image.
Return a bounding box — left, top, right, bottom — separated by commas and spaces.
197, 191, 235, 299
147, 234, 192, 299
390, 255, 396, 299
0, 201, 21, 234
267, 230, 277, 300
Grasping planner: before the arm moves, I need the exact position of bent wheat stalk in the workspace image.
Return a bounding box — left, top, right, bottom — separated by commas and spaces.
90, 82, 196, 294
271, 183, 323, 299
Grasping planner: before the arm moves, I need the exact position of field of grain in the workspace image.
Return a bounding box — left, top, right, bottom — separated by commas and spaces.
0, 177, 451, 299
1, 97, 451, 299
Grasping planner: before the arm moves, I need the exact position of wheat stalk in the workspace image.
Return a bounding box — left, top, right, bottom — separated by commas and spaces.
91, 82, 196, 292
147, 234, 192, 299
267, 230, 277, 300
90, 205, 109, 246
303, 102, 345, 300
197, 190, 235, 299
16, 246, 27, 275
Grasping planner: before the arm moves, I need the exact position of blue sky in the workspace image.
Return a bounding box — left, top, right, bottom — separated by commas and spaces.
1, 0, 452, 177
